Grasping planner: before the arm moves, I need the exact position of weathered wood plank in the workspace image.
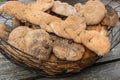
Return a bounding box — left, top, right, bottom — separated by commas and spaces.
0, 0, 120, 80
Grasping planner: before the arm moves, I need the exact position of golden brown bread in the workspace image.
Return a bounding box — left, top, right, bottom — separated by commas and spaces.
80, 0, 106, 25
27, 0, 54, 12
3, 1, 27, 20
50, 15, 86, 39
80, 30, 110, 56
8, 26, 33, 51
0, 24, 9, 40
24, 29, 52, 60
53, 42, 85, 61
87, 24, 108, 36
74, 3, 82, 15
52, 34, 85, 61
101, 5, 119, 27
0, 0, 111, 56
52, 1, 77, 16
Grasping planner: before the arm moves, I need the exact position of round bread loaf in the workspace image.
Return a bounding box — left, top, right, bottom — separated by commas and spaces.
24, 29, 52, 60
8, 26, 33, 51
80, 0, 106, 25
52, 35, 85, 61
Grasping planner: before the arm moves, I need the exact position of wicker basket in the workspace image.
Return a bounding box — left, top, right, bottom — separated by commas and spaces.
0, 0, 120, 77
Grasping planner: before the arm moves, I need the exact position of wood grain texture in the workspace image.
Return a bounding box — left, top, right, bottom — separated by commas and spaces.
0, 0, 120, 80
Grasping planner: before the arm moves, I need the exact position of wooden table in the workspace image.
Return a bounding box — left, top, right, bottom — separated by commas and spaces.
0, 0, 120, 80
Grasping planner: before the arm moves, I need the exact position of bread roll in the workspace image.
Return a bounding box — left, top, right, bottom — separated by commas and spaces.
52, 35, 85, 61
8, 26, 33, 51
24, 29, 52, 60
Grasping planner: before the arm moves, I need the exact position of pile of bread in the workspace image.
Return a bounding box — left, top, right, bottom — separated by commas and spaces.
0, 0, 118, 75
